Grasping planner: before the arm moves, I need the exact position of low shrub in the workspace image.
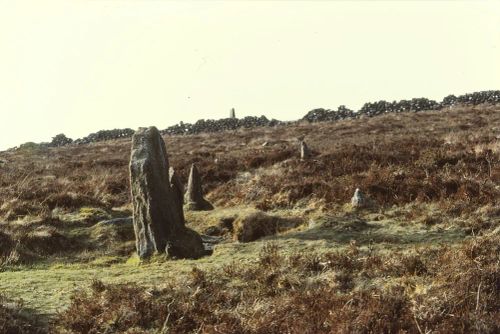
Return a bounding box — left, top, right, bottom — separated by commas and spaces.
232, 211, 303, 242
54, 234, 500, 333
0, 295, 44, 334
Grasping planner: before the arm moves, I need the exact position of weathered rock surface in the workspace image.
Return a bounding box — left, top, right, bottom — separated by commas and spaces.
184, 164, 214, 211
129, 126, 205, 259
165, 228, 206, 258
169, 167, 185, 224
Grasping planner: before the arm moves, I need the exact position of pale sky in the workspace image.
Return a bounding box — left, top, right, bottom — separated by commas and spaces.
1, 1, 499, 150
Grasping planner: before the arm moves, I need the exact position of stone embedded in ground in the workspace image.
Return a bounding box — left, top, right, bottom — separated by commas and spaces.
351, 188, 366, 208
165, 227, 207, 258
230, 107, 236, 119
129, 126, 205, 259
203, 225, 224, 236
184, 163, 214, 211
300, 140, 312, 160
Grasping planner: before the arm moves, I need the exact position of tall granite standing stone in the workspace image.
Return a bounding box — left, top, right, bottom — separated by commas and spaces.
300, 141, 312, 160
184, 163, 214, 211
230, 108, 236, 119
129, 127, 205, 259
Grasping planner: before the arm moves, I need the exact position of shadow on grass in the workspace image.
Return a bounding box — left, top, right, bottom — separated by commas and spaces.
273, 214, 467, 247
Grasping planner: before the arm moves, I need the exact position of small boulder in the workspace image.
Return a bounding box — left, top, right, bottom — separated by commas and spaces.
165, 228, 206, 259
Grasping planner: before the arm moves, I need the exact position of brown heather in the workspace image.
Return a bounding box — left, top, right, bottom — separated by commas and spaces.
0, 104, 498, 220
54, 234, 499, 334
0, 104, 498, 333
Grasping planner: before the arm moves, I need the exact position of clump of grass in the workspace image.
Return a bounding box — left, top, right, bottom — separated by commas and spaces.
77, 207, 111, 224
0, 223, 80, 266
232, 211, 303, 242
232, 211, 279, 242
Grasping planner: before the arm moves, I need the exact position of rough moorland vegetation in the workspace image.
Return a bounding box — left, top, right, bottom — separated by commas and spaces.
55, 234, 500, 334
0, 102, 498, 333
1, 104, 497, 224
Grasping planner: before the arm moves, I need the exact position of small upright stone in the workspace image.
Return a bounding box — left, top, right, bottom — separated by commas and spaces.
300, 141, 312, 160
230, 108, 236, 119
184, 163, 214, 211
351, 188, 366, 208
129, 127, 205, 259
169, 167, 185, 224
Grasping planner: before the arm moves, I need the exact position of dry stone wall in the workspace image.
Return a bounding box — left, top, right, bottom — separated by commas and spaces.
11, 90, 499, 150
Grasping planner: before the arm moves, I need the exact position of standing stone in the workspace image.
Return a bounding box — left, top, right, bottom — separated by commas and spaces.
169, 167, 185, 224
230, 108, 236, 119
184, 163, 214, 211
129, 127, 205, 259
300, 141, 312, 160
351, 188, 366, 208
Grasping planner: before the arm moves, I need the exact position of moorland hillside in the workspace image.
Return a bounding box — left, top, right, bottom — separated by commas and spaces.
0, 103, 498, 333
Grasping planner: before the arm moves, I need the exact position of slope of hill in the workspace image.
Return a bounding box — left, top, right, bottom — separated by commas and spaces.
0, 104, 498, 333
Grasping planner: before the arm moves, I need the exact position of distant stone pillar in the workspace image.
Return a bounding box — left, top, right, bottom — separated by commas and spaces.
129, 127, 205, 259
300, 141, 312, 160
230, 108, 236, 119
184, 163, 214, 211
351, 188, 366, 208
